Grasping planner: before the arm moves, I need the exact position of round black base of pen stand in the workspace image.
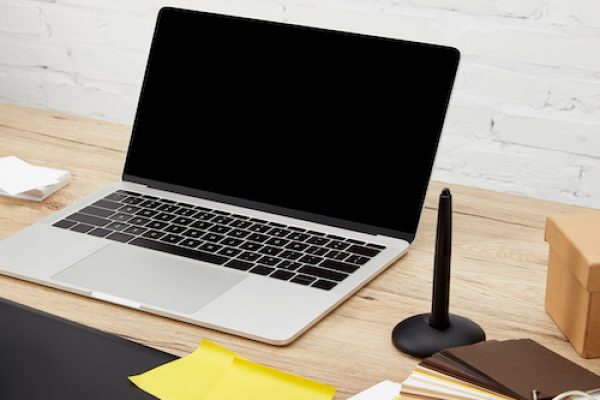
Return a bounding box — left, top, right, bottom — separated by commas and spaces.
392, 313, 486, 359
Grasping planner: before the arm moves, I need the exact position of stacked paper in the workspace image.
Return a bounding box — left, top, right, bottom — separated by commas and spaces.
0, 156, 70, 201
129, 339, 336, 400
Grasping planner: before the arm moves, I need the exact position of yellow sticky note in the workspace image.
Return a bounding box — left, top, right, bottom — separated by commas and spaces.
129, 340, 241, 400
203, 357, 336, 400
129, 339, 335, 400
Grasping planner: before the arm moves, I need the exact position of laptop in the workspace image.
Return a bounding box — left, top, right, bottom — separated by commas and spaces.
0, 7, 459, 345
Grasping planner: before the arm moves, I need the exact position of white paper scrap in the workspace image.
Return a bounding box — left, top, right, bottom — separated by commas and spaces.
0, 156, 68, 198
348, 381, 401, 400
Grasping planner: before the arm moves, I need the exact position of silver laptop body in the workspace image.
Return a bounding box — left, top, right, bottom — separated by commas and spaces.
0, 8, 459, 345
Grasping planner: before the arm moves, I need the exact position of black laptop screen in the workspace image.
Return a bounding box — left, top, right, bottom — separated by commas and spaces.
124, 8, 459, 240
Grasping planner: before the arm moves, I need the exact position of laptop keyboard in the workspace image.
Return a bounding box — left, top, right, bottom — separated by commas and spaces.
52, 190, 386, 291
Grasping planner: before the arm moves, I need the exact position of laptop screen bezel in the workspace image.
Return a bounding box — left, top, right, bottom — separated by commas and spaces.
122, 7, 460, 243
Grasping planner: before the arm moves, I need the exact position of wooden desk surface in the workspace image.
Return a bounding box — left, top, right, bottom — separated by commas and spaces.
1, 102, 598, 398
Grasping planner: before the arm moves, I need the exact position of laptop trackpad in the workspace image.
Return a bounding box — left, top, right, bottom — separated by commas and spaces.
52, 244, 247, 314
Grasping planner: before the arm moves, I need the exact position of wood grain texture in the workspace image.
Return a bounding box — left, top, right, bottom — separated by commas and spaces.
0, 102, 598, 399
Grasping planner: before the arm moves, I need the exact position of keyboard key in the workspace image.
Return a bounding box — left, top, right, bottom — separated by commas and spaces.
278, 261, 302, 271
71, 223, 94, 233
257, 256, 281, 266
249, 224, 270, 233
174, 207, 197, 217
230, 219, 252, 229
209, 225, 232, 234
182, 228, 203, 238
88, 228, 112, 237
157, 204, 179, 213
190, 221, 213, 230
268, 221, 286, 227
346, 238, 366, 245
249, 218, 267, 223
124, 226, 147, 236
177, 202, 194, 208
136, 209, 158, 218
348, 244, 381, 257
92, 199, 121, 210
299, 255, 323, 265
109, 213, 133, 222
146, 220, 168, 230
172, 216, 194, 226
307, 230, 325, 236
249, 265, 274, 275
122, 196, 143, 205
142, 230, 165, 240
80, 206, 115, 218
265, 237, 289, 247
139, 200, 161, 209
180, 238, 203, 248
231, 214, 248, 220
164, 224, 186, 234
239, 242, 263, 251
160, 234, 184, 244
291, 274, 317, 286
212, 216, 234, 225
212, 210, 231, 216
367, 243, 386, 250
312, 280, 338, 291
267, 228, 291, 238
117, 190, 141, 196
346, 255, 370, 265
155, 213, 175, 222
106, 222, 130, 231
247, 233, 269, 243
226, 259, 254, 271
194, 205, 212, 211
306, 236, 329, 246
305, 246, 328, 256
298, 266, 348, 282
160, 199, 176, 204
195, 212, 215, 221
238, 252, 261, 262
326, 241, 350, 250
53, 220, 77, 229
218, 247, 242, 257
201, 233, 224, 243
320, 259, 360, 274
325, 250, 350, 261
130, 238, 229, 265
117, 205, 141, 214
288, 232, 310, 241
104, 192, 128, 202
259, 246, 283, 256
67, 213, 110, 227
228, 229, 250, 238
279, 250, 302, 260
326, 234, 346, 241
141, 195, 158, 200
106, 232, 135, 243
285, 242, 309, 252
199, 242, 222, 252
129, 216, 151, 226
221, 237, 244, 247
287, 226, 306, 232
270, 270, 294, 281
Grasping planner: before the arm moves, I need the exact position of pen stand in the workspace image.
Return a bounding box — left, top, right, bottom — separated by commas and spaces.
391, 188, 485, 359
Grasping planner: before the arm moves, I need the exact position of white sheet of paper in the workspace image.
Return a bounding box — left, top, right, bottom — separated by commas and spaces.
348, 381, 401, 400
0, 156, 63, 195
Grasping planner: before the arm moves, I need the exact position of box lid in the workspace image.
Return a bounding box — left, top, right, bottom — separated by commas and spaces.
545, 212, 600, 292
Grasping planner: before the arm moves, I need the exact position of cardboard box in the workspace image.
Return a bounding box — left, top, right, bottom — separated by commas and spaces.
545, 212, 600, 358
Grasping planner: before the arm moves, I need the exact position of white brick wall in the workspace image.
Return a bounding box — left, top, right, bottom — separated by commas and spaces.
0, 0, 599, 208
